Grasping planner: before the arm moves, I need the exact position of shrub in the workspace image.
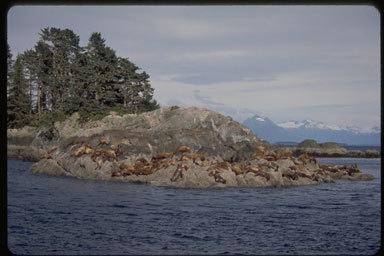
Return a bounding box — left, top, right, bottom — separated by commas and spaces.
297, 139, 319, 148
319, 142, 342, 149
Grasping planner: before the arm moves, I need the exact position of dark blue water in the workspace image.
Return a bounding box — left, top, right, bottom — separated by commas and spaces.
8, 158, 381, 255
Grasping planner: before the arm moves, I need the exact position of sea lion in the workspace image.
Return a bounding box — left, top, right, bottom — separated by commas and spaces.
282, 170, 299, 180
41, 153, 52, 159
71, 144, 87, 157
170, 166, 183, 182
276, 149, 293, 160
253, 171, 270, 181
181, 152, 204, 162
174, 145, 191, 154
96, 157, 104, 169
264, 155, 276, 161
296, 171, 312, 179
152, 152, 173, 160
230, 164, 244, 175
65, 137, 90, 148
102, 149, 117, 161
115, 145, 123, 157
136, 157, 148, 164
246, 165, 260, 173
254, 146, 265, 154
180, 162, 190, 171
41, 147, 57, 159
112, 171, 123, 177
207, 162, 230, 176
98, 138, 110, 146
85, 145, 94, 154
289, 164, 305, 171
133, 163, 153, 175
251, 154, 265, 160
159, 159, 176, 168
345, 164, 361, 176
213, 173, 226, 184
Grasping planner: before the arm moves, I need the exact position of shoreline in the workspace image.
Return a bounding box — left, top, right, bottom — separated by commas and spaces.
5, 107, 379, 188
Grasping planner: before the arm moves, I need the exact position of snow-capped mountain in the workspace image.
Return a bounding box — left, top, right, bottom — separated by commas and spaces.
277, 119, 362, 133
243, 115, 380, 145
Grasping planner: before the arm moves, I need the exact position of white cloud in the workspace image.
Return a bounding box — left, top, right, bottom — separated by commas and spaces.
166, 49, 249, 62
7, 5, 380, 132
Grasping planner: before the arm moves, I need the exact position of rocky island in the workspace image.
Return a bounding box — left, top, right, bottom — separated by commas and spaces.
8, 106, 375, 188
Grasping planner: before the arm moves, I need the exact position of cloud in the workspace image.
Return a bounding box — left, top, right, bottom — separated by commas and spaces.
149, 16, 229, 40
7, 5, 380, 131
166, 50, 249, 62
193, 90, 225, 106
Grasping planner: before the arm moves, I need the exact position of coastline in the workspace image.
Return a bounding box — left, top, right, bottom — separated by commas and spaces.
6, 107, 377, 188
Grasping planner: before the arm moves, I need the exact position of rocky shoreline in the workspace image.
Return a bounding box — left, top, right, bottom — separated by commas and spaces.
8, 106, 376, 188
284, 140, 380, 158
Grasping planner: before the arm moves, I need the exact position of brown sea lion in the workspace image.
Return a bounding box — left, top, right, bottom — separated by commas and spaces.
230, 164, 244, 175
152, 152, 173, 160
102, 149, 117, 161
65, 137, 90, 148
115, 145, 123, 157
174, 145, 191, 154
289, 164, 305, 171
276, 149, 293, 160
98, 138, 110, 146
96, 157, 104, 169
170, 166, 183, 182
253, 171, 270, 181
296, 171, 313, 179
282, 170, 299, 180
85, 145, 94, 154
213, 173, 226, 184
251, 154, 265, 160
255, 146, 265, 153
71, 144, 87, 157
41, 147, 57, 159
112, 171, 123, 177
136, 157, 148, 164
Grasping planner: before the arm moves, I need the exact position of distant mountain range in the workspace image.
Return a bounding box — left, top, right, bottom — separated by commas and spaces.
242, 114, 380, 145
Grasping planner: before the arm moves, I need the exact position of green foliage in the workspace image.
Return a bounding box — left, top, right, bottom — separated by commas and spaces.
319, 142, 342, 149
7, 55, 32, 128
29, 111, 67, 128
7, 27, 160, 129
297, 139, 319, 148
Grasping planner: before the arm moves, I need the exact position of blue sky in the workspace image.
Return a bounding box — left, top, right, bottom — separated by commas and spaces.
7, 5, 380, 132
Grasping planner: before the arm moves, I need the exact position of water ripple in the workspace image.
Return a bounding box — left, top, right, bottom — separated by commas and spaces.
7, 158, 381, 255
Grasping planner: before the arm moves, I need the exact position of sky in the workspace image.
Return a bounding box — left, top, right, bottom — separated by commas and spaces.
7, 5, 380, 132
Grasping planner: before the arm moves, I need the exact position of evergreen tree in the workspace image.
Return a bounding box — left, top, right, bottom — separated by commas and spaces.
34, 40, 52, 115
7, 44, 13, 99
39, 27, 80, 109
85, 32, 119, 105
21, 49, 38, 114
7, 55, 31, 128
116, 57, 159, 112
7, 28, 160, 128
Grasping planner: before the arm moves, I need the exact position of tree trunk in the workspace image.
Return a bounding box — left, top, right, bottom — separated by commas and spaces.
37, 86, 41, 120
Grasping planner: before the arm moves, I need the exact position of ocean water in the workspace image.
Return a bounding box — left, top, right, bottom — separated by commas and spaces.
7, 158, 381, 255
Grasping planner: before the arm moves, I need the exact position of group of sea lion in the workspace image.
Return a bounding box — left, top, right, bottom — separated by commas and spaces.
56, 139, 364, 185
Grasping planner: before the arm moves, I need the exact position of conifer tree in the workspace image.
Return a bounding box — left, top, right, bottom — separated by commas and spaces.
7, 28, 160, 128
34, 40, 52, 115
7, 55, 31, 128
21, 49, 38, 114
85, 32, 119, 105
39, 27, 80, 109
7, 44, 13, 99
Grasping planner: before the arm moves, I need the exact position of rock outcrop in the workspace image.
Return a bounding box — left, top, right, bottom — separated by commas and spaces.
284, 139, 380, 158
23, 107, 374, 188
